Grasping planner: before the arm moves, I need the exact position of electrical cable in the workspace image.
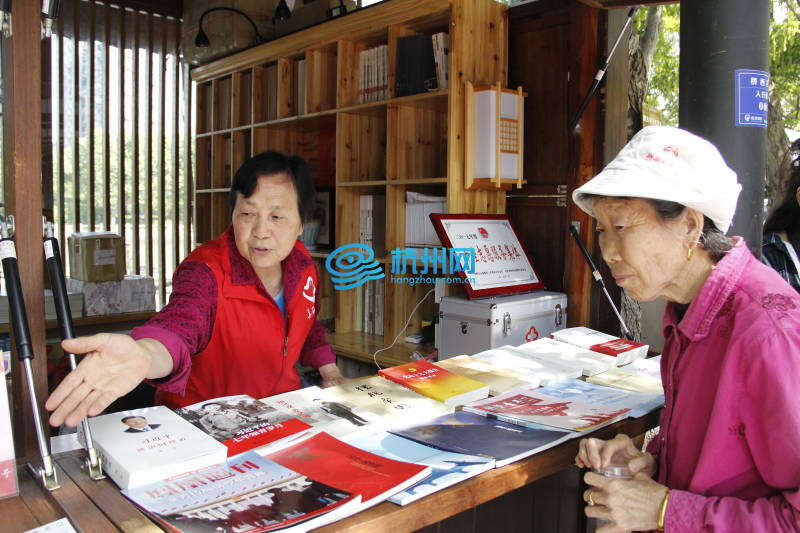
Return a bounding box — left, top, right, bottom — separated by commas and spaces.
372, 288, 434, 371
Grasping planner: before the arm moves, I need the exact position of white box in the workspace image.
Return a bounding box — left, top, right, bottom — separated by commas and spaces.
67, 275, 155, 316
405, 192, 445, 248
437, 291, 567, 359
119, 275, 156, 314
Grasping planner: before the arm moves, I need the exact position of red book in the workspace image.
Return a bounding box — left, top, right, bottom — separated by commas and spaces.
379, 359, 490, 406
264, 432, 431, 511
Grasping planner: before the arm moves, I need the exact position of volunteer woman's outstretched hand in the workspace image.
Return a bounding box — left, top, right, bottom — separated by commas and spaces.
45, 333, 172, 427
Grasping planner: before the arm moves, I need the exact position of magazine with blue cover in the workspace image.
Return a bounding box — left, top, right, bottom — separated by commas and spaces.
536, 378, 664, 418
348, 431, 494, 505
389, 410, 572, 467
122, 451, 361, 533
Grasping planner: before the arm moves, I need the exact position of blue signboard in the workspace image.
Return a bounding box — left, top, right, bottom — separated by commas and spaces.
735, 69, 769, 128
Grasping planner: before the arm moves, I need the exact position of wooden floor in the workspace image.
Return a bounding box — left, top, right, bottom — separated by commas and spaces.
3, 411, 659, 533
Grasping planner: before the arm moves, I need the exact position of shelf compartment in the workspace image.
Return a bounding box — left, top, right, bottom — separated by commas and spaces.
196, 82, 214, 134
306, 44, 337, 113
212, 76, 232, 131
193, 192, 213, 244
387, 96, 448, 181
336, 108, 387, 183
232, 69, 253, 128
231, 130, 251, 176
211, 192, 230, 241
211, 134, 232, 189
252, 124, 298, 156
195, 137, 212, 190
253, 63, 280, 123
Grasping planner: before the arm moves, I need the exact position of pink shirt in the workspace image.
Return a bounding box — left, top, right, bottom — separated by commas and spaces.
131, 230, 336, 395
648, 239, 800, 532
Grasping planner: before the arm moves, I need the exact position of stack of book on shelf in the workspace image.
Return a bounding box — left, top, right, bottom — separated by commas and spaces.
357, 44, 388, 103
295, 58, 307, 115
431, 32, 450, 90
359, 194, 385, 335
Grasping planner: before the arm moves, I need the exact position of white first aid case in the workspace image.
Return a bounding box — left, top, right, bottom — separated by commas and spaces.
436, 291, 567, 359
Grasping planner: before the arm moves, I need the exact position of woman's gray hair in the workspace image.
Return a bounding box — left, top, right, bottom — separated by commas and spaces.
576, 193, 735, 263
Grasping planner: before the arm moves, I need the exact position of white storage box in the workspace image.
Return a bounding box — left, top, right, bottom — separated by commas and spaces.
437, 291, 567, 359
67, 275, 156, 316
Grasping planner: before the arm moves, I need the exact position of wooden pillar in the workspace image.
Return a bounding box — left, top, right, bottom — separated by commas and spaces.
565, 2, 601, 328
2, 1, 47, 458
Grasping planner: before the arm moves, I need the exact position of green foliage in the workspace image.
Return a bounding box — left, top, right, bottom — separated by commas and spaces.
636, 5, 680, 126
771, 0, 800, 129
639, 1, 800, 129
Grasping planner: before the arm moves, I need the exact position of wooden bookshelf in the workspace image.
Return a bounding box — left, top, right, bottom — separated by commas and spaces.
191, 0, 508, 360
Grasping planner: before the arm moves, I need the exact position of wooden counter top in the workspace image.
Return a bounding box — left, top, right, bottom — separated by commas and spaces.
2, 410, 659, 532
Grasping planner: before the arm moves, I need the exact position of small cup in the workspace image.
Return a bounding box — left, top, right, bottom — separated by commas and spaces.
590, 452, 634, 528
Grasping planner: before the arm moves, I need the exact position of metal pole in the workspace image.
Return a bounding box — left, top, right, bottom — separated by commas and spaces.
679, 0, 770, 252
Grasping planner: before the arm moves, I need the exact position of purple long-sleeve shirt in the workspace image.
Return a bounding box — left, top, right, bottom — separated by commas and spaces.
647, 238, 800, 532
131, 235, 336, 395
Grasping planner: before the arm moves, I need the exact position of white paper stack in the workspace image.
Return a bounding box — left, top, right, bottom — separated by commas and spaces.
471, 346, 581, 386
513, 338, 617, 377
405, 191, 445, 248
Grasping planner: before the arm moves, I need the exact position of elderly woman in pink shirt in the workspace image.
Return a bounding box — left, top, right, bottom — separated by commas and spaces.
572, 126, 800, 533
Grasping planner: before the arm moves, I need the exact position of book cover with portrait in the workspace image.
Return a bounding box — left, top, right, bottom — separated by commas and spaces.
175, 394, 312, 456
81, 405, 227, 489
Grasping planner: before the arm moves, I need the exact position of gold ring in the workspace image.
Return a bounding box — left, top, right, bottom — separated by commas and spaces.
587, 490, 595, 506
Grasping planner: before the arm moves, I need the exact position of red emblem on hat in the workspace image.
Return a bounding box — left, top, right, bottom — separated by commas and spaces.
663, 145, 679, 157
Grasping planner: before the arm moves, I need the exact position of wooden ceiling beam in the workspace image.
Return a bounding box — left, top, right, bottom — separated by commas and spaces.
577, 0, 676, 9
95, 0, 182, 19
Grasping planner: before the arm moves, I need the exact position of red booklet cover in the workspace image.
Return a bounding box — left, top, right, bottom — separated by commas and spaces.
264, 432, 431, 510
378, 359, 489, 406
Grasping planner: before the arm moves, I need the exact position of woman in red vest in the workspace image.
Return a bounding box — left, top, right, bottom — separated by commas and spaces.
46, 151, 346, 426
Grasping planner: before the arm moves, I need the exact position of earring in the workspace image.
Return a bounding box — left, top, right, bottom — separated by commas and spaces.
686, 247, 694, 261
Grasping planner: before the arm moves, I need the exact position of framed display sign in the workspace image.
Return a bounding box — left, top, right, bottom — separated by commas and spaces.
429, 213, 545, 298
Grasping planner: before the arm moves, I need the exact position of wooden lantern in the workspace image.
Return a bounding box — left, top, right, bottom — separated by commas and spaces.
465, 81, 526, 190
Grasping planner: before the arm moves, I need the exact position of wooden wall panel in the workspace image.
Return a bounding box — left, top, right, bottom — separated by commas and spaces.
4, 0, 47, 459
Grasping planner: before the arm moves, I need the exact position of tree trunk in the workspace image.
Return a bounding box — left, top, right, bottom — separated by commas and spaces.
766, 86, 792, 210
640, 6, 663, 89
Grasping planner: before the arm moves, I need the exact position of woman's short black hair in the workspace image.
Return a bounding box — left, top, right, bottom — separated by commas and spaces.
229, 150, 316, 223
764, 139, 800, 236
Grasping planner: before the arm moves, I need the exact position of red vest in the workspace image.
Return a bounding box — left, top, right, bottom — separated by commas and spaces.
156, 231, 319, 409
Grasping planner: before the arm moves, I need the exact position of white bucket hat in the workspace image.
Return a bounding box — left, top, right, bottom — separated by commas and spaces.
572, 126, 742, 232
